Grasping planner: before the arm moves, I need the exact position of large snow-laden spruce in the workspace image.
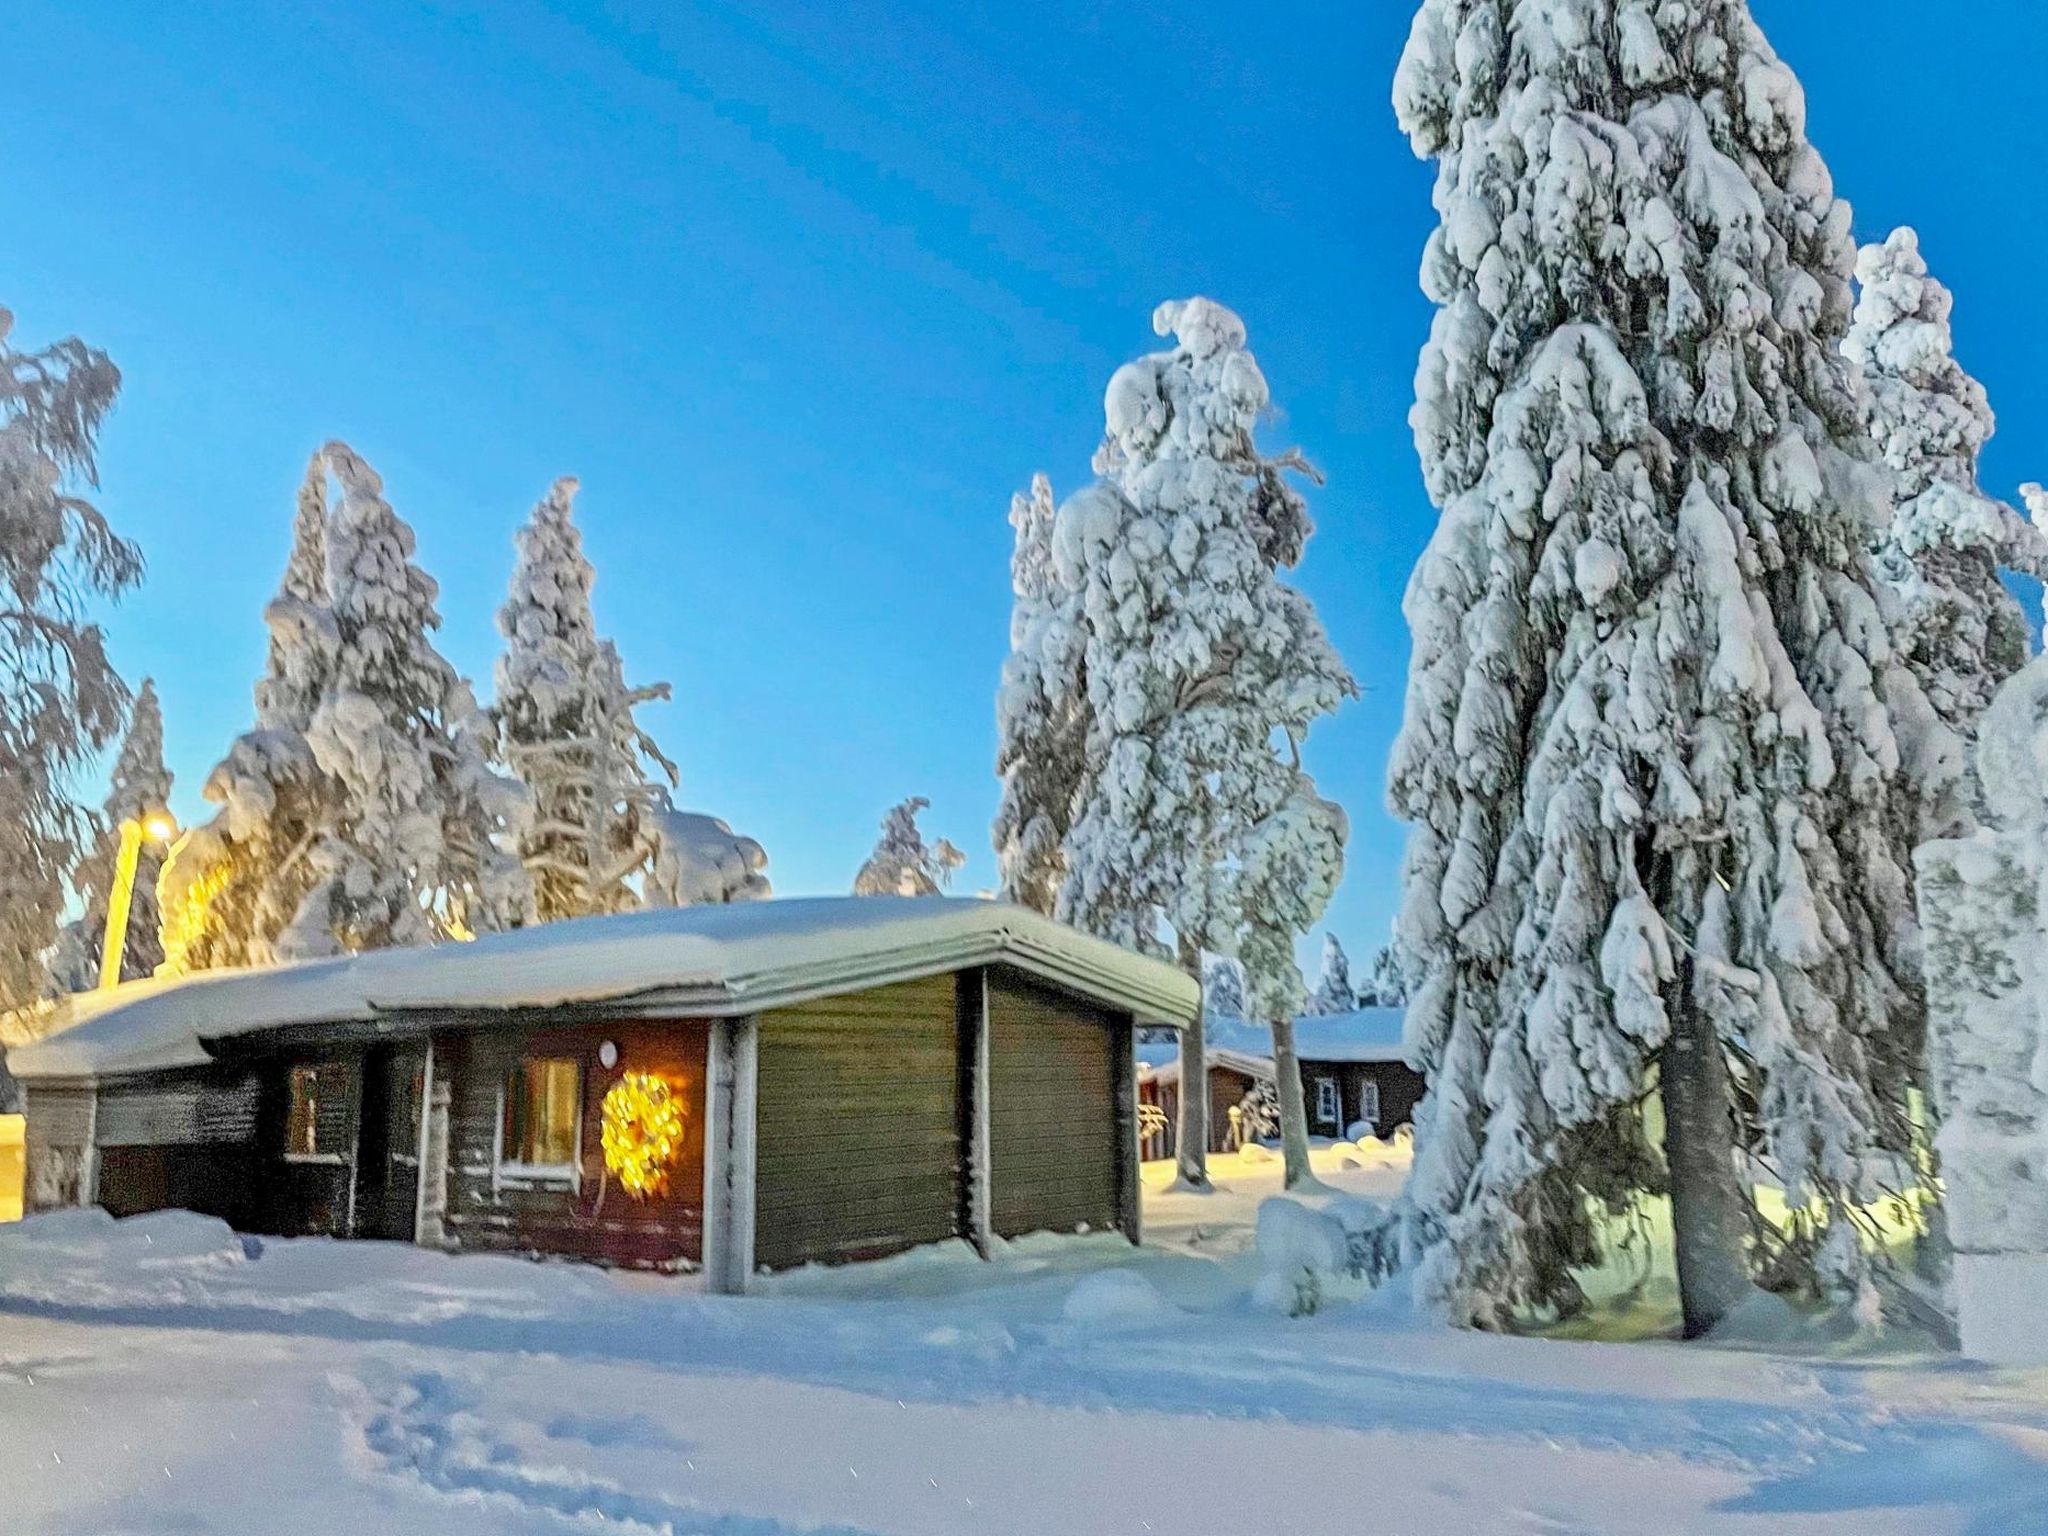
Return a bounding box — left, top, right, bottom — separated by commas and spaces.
50, 679, 173, 991
494, 477, 679, 922
853, 797, 965, 896
159, 455, 341, 975
1391, 1, 1927, 1331
1358, 943, 1410, 1009
282, 443, 532, 956
1055, 298, 1354, 1190
1308, 933, 1358, 1016
1848, 227, 2046, 833
993, 473, 1090, 915
0, 306, 141, 1018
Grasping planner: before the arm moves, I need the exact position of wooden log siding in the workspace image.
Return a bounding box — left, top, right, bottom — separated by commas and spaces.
752, 976, 963, 1271
986, 971, 1125, 1241
442, 1020, 709, 1270
96, 1071, 262, 1147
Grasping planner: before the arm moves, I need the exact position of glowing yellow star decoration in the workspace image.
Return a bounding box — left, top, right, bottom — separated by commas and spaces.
600, 1072, 687, 1200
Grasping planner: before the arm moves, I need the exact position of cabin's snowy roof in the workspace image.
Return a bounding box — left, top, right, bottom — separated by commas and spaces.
5, 898, 1198, 1082
1137, 1008, 1413, 1082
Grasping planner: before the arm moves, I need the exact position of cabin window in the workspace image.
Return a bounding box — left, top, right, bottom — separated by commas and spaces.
497, 1058, 582, 1185
283, 1064, 341, 1162
1314, 1076, 1340, 1128
1358, 1078, 1382, 1132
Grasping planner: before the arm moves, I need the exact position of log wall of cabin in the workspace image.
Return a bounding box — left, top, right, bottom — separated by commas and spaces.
441, 1020, 709, 1270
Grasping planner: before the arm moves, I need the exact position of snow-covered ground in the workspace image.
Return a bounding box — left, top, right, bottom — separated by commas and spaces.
3, 1145, 2047, 1535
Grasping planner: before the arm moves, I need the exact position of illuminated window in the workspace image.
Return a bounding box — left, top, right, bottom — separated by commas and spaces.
1314, 1076, 1340, 1128
285, 1064, 327, 1159
500, 1059, 581, 1174
1358, 1079, 1382, 1131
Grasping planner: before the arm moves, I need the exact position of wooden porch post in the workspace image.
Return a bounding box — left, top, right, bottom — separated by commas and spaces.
959, 967, 993, 1258
701, 1015, 759, 1295
413, 1040, 450, 1248
1112, 1013, 1141, 1245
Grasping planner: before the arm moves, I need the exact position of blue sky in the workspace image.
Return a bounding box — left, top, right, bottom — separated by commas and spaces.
5, 1, 2046, 966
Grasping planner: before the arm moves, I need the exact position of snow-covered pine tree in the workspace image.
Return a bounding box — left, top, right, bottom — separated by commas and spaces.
1056, 298, 1355, 1192
1359, 943, 1410, 1009
1201, 952, 1248, 1021
159, 454, 340, 974
50, 679, 173, 990
853, 797, 965, 896
1392, 1, 1926, 1333
1847, 226, 2046, 832
1307, 933, 1357, 1016
283, 443, 532, 956
494, 477, 679, 921
0, 306, 141, 1016
993, 473, 1090, 915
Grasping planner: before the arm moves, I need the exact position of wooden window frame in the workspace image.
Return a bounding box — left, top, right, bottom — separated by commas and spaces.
283, 1062, 347, 1166
492, 1057, 584, 1193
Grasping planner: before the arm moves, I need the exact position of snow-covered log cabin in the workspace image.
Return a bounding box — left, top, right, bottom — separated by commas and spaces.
3, 899, 1196, 1290
1136, 1010, 1423, 1161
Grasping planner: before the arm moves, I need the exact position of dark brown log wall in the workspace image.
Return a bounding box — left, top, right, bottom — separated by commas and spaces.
753, 975, 962, 1270
986, 970, 1125, 1240
441, 1020, 709, 1269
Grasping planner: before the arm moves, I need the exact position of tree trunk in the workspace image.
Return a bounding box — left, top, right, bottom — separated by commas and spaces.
1175, 934, 1212, 1191
1659, 995, 1752, 1338
1269, 1014, 1314, 1190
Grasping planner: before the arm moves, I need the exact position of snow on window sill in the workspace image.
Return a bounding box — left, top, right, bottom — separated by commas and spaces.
283, 1152, 348, 1166
493, 1163, 579, 1192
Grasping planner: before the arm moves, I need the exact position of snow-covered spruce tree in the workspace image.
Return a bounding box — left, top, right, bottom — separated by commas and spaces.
1847, 226, 2046, 832
159, 455, 340, 974
494, 478, 679, 921
993, 473, 1090, 915
1308, 932, 1357, 1015
1201, 952, 1248, 1021
50, 679, 173, 990
853, 797, 965, 896
1359, 943, 1410, 1009
282, 443, 532, 956
1055, 298, 1354, 1192
0, 307, 140, 1016
1391, 2, 1926, 1333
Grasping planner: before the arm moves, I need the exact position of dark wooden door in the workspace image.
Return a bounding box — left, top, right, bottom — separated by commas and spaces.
352, 1044, 425, 1241
987, 974, 1121, 1239
753, 977, 963, 1270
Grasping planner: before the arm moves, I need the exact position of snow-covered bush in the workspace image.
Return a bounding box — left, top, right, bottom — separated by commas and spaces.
1061, 1269, 1171, 1327
1389, 0, 1927, 1331
645, 810, 770, 907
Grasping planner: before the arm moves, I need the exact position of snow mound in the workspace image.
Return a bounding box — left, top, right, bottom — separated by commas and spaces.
1237, 1142, 1277, 1165
1256, 1197, 1348, 1277
1061, 1269, 1172, 1327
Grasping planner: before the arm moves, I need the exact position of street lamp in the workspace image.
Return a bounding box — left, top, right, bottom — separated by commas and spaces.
98, 811, 178, 991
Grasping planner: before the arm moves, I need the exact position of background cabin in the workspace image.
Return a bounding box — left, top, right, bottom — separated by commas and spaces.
3, 899, 1196, 1290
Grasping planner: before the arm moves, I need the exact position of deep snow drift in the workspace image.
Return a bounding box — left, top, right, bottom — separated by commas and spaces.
2, 1146, 2046, 1535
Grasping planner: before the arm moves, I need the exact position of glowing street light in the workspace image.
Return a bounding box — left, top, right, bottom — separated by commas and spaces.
98, 811, 178, 991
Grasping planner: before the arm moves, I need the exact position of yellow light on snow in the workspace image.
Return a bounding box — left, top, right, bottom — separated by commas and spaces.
601, 1072, 688, 1200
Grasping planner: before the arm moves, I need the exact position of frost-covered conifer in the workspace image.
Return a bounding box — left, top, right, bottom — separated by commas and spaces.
494, 478, 679, 921
50, 679, 172, 990
283, 443, 531, 955
993, 474, 1089, 915
1847, 227, 2045, 831
1392, 1, 1926, 1332
0, 307, 140, 1014
160, 455, 342, 974
853, 797, 965, 896
1201, 953, 1248, 1021
1307, 933, 1357, 1016
1056, 299, 1354, 1191
1359, 943, 1409, 1009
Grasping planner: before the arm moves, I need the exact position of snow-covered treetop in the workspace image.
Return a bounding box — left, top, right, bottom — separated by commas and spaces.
254, 453, 338, 737
1201, 951, 1248, 1021
105, 678, 171, 828
1056, 298, 1354, 966
1307, 931, 1356, 1016
854, 797, 966, 897
646, 810, 772, 907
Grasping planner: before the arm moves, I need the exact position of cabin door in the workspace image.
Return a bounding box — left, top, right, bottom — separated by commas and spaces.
352, 1044, 426, 1241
